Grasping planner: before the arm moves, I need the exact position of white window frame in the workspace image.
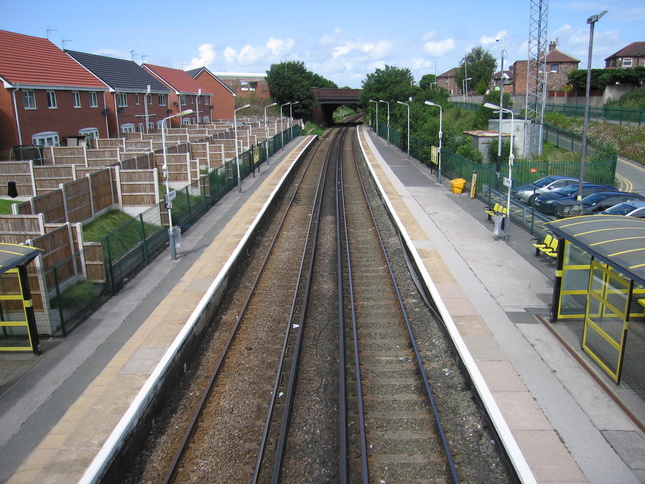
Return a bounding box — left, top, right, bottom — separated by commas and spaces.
79, 127, 99, 139
137, 123, 144, 132
159, 94, 166, 106
117, 92, 128, 107
120, 123, 135, 133
550, 64, 559, 73
181, 117, 191, 125
622, 58, 633, 67
23, 90, 36, 109
202, 116, 210, 123
47, 91, 57, 109
180, 94, 187, 105
156, 120, 164, 129
135, 93, 140, 105
89, 92, 98, 108
73, 91, 82, 108
33, 131, 59, 146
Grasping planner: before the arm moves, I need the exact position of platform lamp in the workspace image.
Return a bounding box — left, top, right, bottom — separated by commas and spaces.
424, 100, 443, 183
369, 99, 378, 132
484, 102, 514, 240
234, 104, 251, 193
462, 77, 472, 104
379, 100, 390, 145
280, 102, 292, 150
578, 10, 607, 201
264, 102, 277, 164
289, 101, 299, 140
162, 109, 193, 260
397, 100, 410, 159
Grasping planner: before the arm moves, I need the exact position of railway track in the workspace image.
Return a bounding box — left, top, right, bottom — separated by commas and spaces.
126, 120, 515, 484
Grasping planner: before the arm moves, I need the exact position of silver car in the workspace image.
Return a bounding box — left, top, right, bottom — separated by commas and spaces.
511, 175, 578, 205
600, 201, 645, 218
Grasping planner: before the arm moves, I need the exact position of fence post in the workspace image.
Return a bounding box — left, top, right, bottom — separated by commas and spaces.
185, 186, 192, 226
106, 236, 115, 294
52, 265, 67, 337
139, 213, 148, 266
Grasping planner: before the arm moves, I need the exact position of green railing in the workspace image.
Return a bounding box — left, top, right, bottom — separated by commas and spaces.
544, 103, 645, 126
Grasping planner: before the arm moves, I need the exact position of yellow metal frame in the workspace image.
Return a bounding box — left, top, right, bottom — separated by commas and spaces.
557, 241, 592, 319
582, 260, 630, 383
0, 268, 36, 352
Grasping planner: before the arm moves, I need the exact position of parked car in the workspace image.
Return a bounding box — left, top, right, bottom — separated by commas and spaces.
511, 175, 578, 205
533, 183, 617, 215
600, 201, 645, 218
579, 192, 645, 215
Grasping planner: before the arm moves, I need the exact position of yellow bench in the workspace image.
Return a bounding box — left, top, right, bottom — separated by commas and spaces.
485, 202, 508, 220
532, 234, 558, 258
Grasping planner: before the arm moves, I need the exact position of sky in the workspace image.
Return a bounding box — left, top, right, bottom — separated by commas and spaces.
2, 0, 643, 89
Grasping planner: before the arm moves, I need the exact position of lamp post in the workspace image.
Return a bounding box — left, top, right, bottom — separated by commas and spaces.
289, 101, 299, 140
397, 100, 410, 159
484, 102, 514, 239
369, 99, 378, 132
496, 33, 507, 188
462, 77, 472, 104
234, 104, 251, 193
578, 10, 607, 200
264, 102, 277, 164
379, 100, 390, 145
280, 102, 291, 150
162, 108, 194, 260
425, 100, 443, 183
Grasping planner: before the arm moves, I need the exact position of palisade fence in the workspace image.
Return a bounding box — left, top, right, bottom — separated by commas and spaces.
25, 126, 300, 338
374, 122, 616, 240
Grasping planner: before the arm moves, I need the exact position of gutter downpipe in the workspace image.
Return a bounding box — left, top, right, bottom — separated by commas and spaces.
11, 87, 23, 145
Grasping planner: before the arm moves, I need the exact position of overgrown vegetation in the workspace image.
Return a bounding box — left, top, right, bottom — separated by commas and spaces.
53, 280, 98, 310
607, 88, 645, 110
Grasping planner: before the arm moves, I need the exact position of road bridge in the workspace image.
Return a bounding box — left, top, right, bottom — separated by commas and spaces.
311, 88, 361, 125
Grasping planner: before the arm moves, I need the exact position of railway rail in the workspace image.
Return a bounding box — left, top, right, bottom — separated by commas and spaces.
125, 120, 515, 483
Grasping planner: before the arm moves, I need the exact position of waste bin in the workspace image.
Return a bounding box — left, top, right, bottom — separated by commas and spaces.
450, 178, 466, 194
493, 214, 505, 236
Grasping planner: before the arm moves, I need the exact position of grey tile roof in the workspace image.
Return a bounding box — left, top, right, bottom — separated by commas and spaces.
66, 50, 170, 93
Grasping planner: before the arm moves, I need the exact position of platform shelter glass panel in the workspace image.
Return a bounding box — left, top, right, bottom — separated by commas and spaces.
557, 242, 592, 319
582, 260, 630, 383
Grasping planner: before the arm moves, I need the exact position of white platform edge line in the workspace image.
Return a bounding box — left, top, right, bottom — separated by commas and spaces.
79, 135, 317, 484
357, 126, 536, 484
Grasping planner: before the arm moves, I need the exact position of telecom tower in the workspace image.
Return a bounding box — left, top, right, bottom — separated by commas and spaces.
524, 0, 548, 157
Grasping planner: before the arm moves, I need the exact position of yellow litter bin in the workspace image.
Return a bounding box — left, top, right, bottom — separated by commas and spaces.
450, 178, 466, 194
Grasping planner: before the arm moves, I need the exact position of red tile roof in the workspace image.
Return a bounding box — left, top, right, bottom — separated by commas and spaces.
0, 30, 107, 89
143, 64, 212, 95
543, 49, 579, 64
606, 42, 645, 60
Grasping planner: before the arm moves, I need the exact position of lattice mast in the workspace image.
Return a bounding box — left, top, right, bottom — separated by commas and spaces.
524, 0, 549, 157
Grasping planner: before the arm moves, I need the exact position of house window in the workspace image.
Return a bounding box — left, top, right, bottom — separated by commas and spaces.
249, 81, 258, 91
156, 120, 164, 129
73, 92, 82, 108
148, 121, 155, 130
159, 94, 166, 106
240, 81, 249, 91
180, 94, 187, 105
23, 90, 36, 109
118, 93, 128, 107
135, 94, 140, 105
148, 94, 153, 105
137, 123, 144, 132
550, 64, 559, 73
181, 117, 191, 125
622, 58, 633, 67
47, 91, 57, 109
120, 123, 135, 133
89, 92, 98, 107
33, 131, 59, 146
79, 127, 99, 139
204, 96, 210, 106
202, 116, 210, 123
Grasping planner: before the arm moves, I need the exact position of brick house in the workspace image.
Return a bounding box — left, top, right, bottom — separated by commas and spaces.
605, 42, 645, 69
142, 64, 213, 126
185, 67, 236, 120
436, 67, 460, 96
0, 30, 109, 154
512, 42, 579, 95
492, 70, 513, 94
66, 50, 172, 137
212, 73, 270, 100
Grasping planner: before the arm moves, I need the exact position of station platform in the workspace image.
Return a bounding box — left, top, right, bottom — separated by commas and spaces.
0, 126, 644, 483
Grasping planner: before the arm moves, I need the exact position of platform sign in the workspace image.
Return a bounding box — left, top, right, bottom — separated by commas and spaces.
503, 177, 512, 188
166, 190, 176, 202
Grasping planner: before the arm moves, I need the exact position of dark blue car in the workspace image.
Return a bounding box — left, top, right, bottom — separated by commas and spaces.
533, 183, 617, 215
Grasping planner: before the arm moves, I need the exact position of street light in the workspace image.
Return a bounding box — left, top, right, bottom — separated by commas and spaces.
379, 100, 390, 145
578, 10, 608, 200
289, 101, 299, 140
263, 102, 277, 165
280, 102, 291, 150
425, 101, 443, 183
462, 77, 472, 104
369, 99, 378, 132
234, 104, 251, 193
496, 33, 508, 188
484, 102, 514, 239
397, 100, 411, 159
161, 108, 194, 260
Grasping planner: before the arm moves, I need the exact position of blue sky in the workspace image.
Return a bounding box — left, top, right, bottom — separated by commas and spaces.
2, 0, 643, 88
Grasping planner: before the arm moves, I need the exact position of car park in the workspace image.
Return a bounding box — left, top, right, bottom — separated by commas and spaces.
600, 201, 645, 218
533, 183, 617, 215
579, 191, 645, 215
511, 175, 578, 205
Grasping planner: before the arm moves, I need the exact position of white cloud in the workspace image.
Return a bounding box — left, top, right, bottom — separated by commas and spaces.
423, 38, 455, 57
222, 37, 294, 68
187, 43, 216, 69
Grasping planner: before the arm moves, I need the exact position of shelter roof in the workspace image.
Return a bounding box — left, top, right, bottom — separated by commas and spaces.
547, 215, 645, 286
0, 243, 44, 275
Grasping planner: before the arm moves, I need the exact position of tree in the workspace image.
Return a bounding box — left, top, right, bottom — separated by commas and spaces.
419, 74, 437, 90
455, 47, 497, 96
360, 65, 415, 109
265, 61, 319, 120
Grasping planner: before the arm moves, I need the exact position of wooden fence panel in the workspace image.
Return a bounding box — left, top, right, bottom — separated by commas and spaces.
32, 191, 66, 223
0, 160, 35, 198
86, 148, 120, 168
83, 242, 106, 282
0, 214, 43, 243
88, 168, 116, 213
119, 169, 158, 206
63, 178, 92, 223
51, 146, 86, 165
30, 224, 77, 289
33, 165, 74, 196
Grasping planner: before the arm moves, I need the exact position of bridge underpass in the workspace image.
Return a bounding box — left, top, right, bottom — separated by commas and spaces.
311, 88, 361, 125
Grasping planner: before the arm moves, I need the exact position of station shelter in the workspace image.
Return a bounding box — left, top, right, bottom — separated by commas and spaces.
0, 243, 45, 354
547, 215, 645, 384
